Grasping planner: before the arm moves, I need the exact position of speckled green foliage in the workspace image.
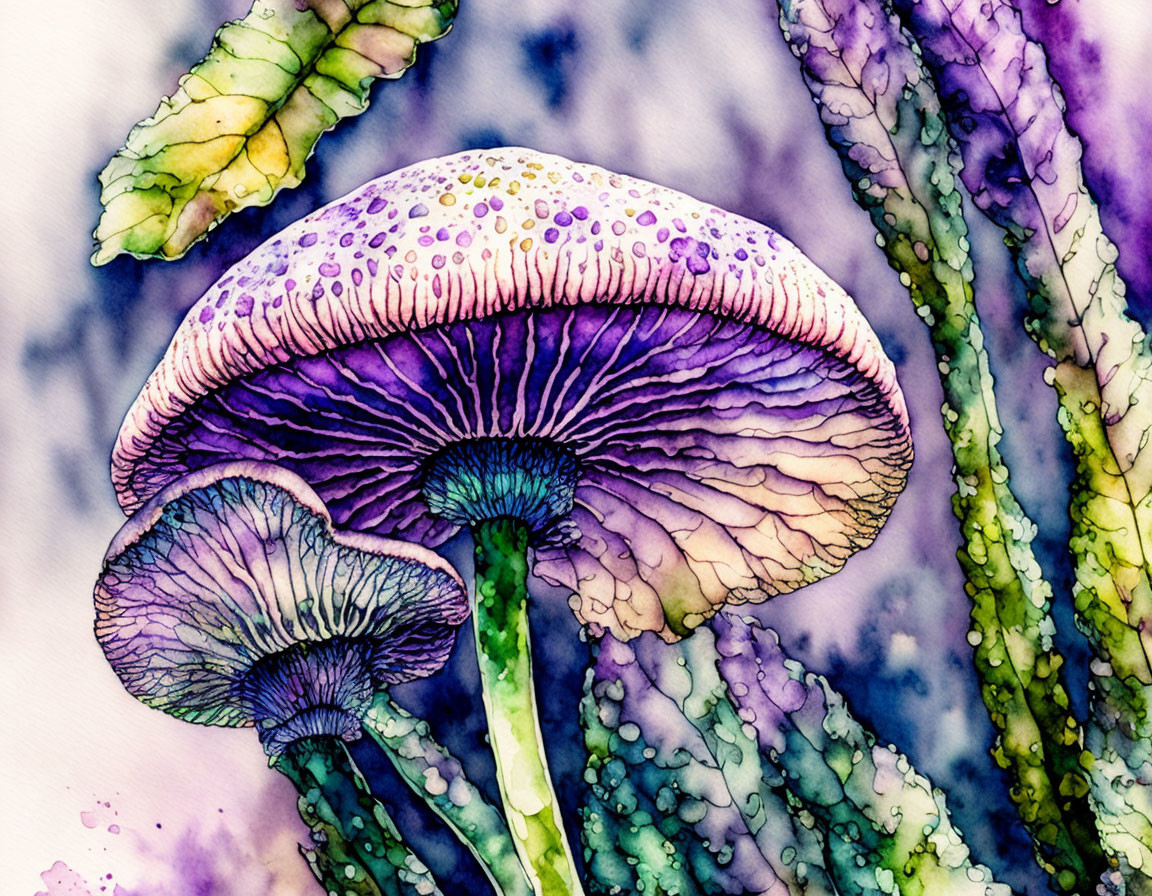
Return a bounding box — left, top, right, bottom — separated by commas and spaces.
361, 694, 533, 896
775, 1, 1102, 890
713, 616, 1007, 896
93, 0, 456, 264
277, 736, 441, 896
472, 518, 586, 896
581, 634, 835, 896
887, 1, 1152, 883
583, 622, 1010, 896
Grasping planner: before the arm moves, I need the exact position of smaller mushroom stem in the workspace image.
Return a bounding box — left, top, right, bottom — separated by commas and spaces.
362, 693, 534, 896
471, 517, 587, 896
276, 735, 442, 896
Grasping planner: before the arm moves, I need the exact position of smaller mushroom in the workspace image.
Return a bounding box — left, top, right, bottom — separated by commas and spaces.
94, 462, 479, 896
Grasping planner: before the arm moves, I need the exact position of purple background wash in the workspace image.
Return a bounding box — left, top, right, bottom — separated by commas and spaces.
3, 1, 1150, 894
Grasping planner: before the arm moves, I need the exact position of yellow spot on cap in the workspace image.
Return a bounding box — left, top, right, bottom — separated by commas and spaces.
439, 193, 456, 206
494, 216, 507, 233
520, 238, 533, 251
458, 173, 473, 184
507, 181, 521, 194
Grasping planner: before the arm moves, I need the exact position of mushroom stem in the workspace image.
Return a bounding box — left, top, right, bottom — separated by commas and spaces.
472, 517, 586, 896
276, 736, 442, 896
362, 694, 534, 896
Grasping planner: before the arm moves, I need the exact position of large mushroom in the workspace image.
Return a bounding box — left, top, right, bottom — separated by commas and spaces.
94, 461, 496, 896
110, 147, 914, 894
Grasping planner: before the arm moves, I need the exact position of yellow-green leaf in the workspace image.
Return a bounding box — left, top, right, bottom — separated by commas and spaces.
92, 0, 457, 265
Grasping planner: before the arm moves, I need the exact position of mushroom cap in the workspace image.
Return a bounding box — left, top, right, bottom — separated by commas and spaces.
95, 461, 469, 728
111, 147, 913, 641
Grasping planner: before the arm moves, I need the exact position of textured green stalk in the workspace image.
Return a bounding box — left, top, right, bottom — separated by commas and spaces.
888, 1, 1152, 883
362, 693, 534, 896
775, 1, 1102, 890
276, 736, 441, 896
472, 518, 586, 896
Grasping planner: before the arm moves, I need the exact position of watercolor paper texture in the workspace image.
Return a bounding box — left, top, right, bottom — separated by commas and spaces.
3, 1, 1151, 895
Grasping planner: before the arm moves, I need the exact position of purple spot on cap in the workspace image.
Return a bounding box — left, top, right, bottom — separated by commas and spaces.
332, 281, 343, 296
272, 261, 289, 276
354, 251, 364, 259
272, 295, 283, 308
319, 262, 341, 277
285, 278, 296, 291
452, 251, 464, 264
385, 245, 398, 258
352, 269, 363, 286
534, 199, 550, 218
235, 294, 254, 317
628, 189, 640, 198
367, 259, 378, 276
456, 231, 473, 248
432, 254, 446, 269
388, 208, 398, 219
554, 210, 573, 227
389, 224, 400, 233
632, 242, 647, 258
238, 276, 252, 287
481, 248, 492, 260
199, 307, 215, 323
573, 172, 584, 182
215, 291, 228, 308
340, 233, 354, 248
735, 248, 748, 261
594, 240, 603, 251
591, 221, 601, 235
299, 233, 318, 247
436, 228, 450, 242
687, 254, 710, 275
312, 283, 325, 300
409, 204, 429, 218
432, 274, 442, 298
393, 264, 404, 278
611, 221, 626, 236
697, 242, 711, 257
367, 197, 388, 214
656, 227, 669, 243
710, 227, 722, 239
474, 202, 489, 218
489, 196, 504, 211
544, 228, 560, 243
418, 235, 435, 247
673, 218, 687, 233
636, 210, 657, 226
572, 206, 588, 220
369, 233, 387, 249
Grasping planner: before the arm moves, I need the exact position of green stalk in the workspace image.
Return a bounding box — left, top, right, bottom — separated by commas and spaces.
362, 693, 534, 896
471, 517, 586, 896
276, 736, 441, 896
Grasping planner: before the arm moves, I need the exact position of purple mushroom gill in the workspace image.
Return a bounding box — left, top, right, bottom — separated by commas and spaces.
111, 147, 913, 642
95, 460, 468, 747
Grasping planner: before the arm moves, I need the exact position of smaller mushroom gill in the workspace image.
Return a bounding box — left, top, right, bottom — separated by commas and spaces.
94, 461, 476, 895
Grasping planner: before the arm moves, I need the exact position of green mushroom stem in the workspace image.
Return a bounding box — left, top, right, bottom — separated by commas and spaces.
362, 694, 534, 896
277, 736, 441, 896
471, 517, 586, 896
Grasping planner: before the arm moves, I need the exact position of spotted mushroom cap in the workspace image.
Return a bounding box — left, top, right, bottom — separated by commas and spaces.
95, 462, 468, 731
111, 147, 913, 641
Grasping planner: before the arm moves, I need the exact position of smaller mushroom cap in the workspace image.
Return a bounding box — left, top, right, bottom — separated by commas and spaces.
95, 462, 468, 738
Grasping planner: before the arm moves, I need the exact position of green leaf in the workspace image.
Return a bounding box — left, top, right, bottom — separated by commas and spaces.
774, 0, 1103, 890
92, 0, 457, 265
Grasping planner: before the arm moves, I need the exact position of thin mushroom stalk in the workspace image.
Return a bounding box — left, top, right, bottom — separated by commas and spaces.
93, 462, 512, 896
109, 148, 916, 896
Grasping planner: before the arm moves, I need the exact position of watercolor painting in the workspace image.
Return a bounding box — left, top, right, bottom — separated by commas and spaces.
5, 1, 1152, 895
